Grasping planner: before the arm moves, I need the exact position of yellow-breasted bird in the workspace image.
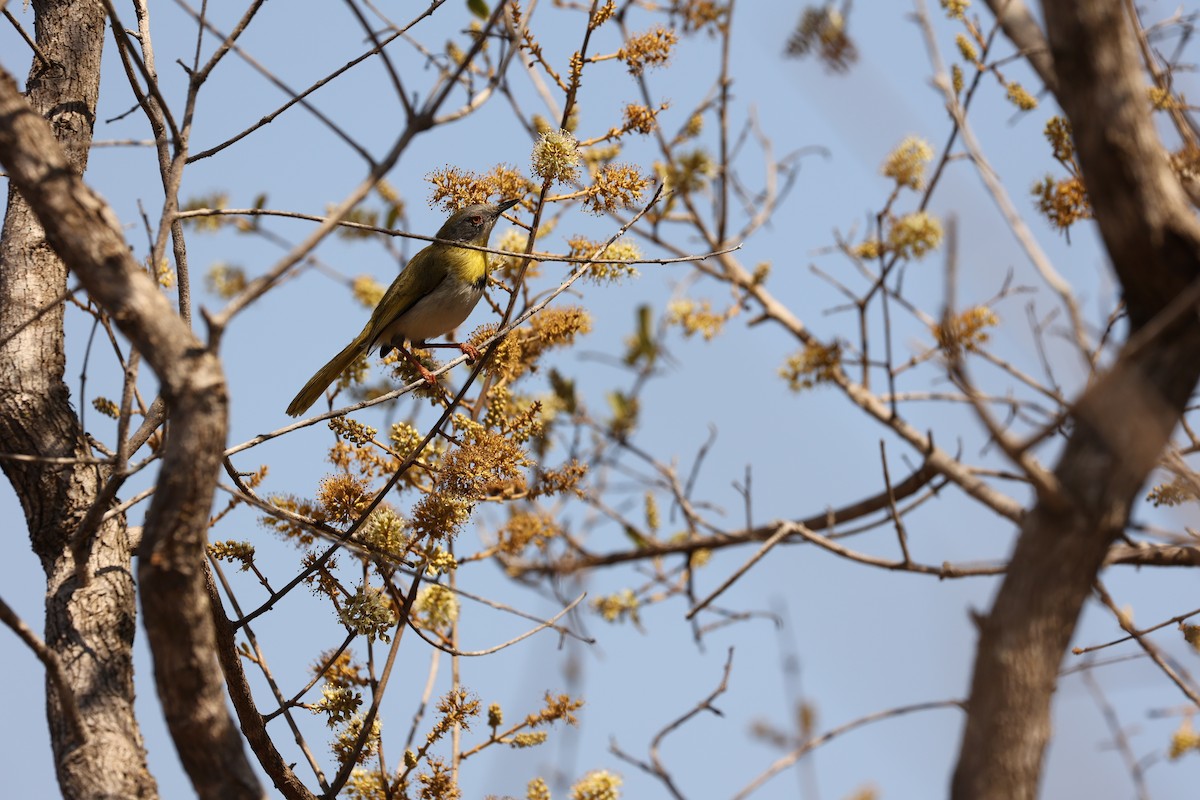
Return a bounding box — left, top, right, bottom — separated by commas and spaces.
286, 198, 520, 417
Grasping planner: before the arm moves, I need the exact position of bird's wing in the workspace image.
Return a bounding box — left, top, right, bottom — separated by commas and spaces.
363, 245, 449, 344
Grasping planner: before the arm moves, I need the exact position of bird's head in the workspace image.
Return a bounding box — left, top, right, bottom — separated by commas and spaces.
436, 198, 520, 246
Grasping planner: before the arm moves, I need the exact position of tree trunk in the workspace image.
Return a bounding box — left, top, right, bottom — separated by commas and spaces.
0, 2, 158, 798
0, 39, 262, 800
952, 2, 1200, 797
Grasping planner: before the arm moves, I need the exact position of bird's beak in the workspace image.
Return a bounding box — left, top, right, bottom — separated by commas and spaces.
496, 198, 520, 214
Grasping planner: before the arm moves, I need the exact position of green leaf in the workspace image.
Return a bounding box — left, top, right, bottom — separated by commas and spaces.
548, 369, 577, 414
467, 0, 489, 20
622, 304, 658, 366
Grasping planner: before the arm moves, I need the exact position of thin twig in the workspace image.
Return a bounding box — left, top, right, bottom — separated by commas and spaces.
732, 699, 963, 799
0, 593, 87, 745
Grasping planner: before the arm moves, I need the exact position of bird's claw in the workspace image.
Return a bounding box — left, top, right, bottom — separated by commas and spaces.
459, 342, 482, 362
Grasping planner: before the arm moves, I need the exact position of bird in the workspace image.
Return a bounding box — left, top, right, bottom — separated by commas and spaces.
286, 198, 520, 417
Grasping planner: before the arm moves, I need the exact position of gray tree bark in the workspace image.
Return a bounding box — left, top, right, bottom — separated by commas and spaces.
0, 3, 263, 798
0, 3, 157, 798
0, 61, 263, 797
952, 2, 1200, 797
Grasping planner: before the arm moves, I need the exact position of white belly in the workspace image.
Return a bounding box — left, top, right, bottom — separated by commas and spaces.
377, 277, 485, 347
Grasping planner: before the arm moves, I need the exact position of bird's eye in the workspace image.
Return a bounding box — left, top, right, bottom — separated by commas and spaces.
471, 215, 483, 225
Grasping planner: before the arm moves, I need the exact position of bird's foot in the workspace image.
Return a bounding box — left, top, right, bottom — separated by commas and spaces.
403, 345, 440, 387
459, 342, 481, 362
418, 364, 439, 387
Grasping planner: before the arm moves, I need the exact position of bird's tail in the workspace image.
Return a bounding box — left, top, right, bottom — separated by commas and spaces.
286, 330, 370, 417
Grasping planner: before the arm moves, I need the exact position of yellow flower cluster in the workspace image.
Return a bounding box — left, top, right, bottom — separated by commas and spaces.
428, 688, 481, 744
261, 494, 323, 545
425, 547, 458, 577
1043, 116, 1075, 163
678, 0, 727, 34
409, 491, 474, 543
92, 396, 119, 419
1033, 175, 1091, 232
524, 461, 586, 501
933, 306, 999, 356
1149, 85, 1182, 111
312, 683, 362, 727
887, 211, 943, 259
345, 768, 388, 800
592, 589, 640, 623
941, 0, 970, 19
154, 258, 176, 288
328, 416, 377, 447
583, 163, 652, 214
427, 164, 532, 213
567, 235, 642, 284
784, 7, 857, 73
483, 389, 545, 445
408, 419, 531, 542
589, 0, 616, 30
680, 112, 704, 141
644, 491, 659, 532
622, 103, 658, 135
206, 263, 247, 299
473, 306, 594, 384
532, 129, 581, 184
414, 584, 459, 631
1172, 145, 1200, 186
351, 274, 385, 308
180, 192, 229, 232
207, 540, 255, 571
498, 512, 561, 555
1183, 624, 1200, 653
655, 148, 714, 194
416, 757, 456, 800
1146, 476, 1198, 507
333, 206, 380, 240
882, 136, 934, 191
525, 691, 584, 728
317, 473, 374, 524
955, 33, 977, 64
667, 298, 732, 341
337, 585, 397, 642
489, 226, 535, 282
1005, 81, 1038, 111
332, 714, 381, 767
360, 506, 407, 554
316, 649, 368, 688
512, 731, 549, 748
571, 769, 623, 800
617, 26, 677, 75
1170, 719, 1200, 759
780, 341, 843, 392
389, 421, 424, 458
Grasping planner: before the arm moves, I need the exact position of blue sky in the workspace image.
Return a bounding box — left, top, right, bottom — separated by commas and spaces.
2, 1, 1199, 798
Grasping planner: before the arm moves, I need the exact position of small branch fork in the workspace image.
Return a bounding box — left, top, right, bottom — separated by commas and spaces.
611, 648, 736, 800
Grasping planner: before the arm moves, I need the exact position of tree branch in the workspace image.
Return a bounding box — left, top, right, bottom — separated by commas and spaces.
952, 2, 1200, 797
0, 67, 260, 800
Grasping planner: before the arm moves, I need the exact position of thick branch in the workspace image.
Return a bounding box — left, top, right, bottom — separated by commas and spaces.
0, 2, 158, 798
983, 0, 1057, 93
951, 3, 1200, 798
510, 460, 941, 575
0, 68, 260, 800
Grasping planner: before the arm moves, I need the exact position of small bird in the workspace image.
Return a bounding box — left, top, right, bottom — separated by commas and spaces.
286, 198, 520, 417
